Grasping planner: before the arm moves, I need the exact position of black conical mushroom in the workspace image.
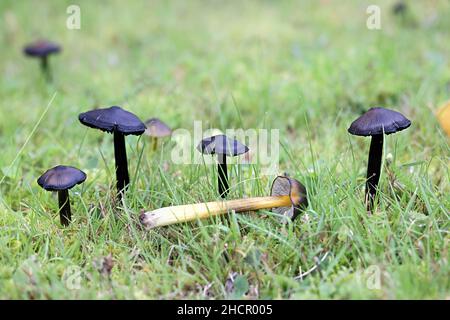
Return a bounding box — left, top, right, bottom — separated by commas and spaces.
197, 134, 249, 198
23, 40, 61, 82
37, 165, 86, 226
348, 107, 411, 210
78, 106, 146, 197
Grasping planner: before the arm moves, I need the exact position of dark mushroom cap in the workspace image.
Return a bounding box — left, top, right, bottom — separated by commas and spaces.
78, 106, 146, 136
392, 1, 407, 15
37, 165, 86, 191
348, 107, 411, 136
24, 40, 61, 57
144, 118, 172, 137
197, 134, 249, 157
271, 176, 307, 221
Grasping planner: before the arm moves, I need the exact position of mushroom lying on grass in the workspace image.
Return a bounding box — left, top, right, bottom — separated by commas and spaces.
140, 176, 307, 229
78, 106, 146, 198
348, 107, 411, 211
37, 165, 86, 226
197, 134, 249, 198
23, 40, 61, 82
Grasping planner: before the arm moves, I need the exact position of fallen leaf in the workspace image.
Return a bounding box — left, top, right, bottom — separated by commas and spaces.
437, 100, 450, 138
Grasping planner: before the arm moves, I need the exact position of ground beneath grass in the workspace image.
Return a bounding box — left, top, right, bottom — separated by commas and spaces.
0, 0, 449, 299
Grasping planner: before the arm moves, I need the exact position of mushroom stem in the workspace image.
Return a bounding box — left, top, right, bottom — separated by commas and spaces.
140, 195, 291, 229
113, 131, 130, 196
218, 153, 228, 198
152, 137, 157, 151
366, 134, 384, 210
40, 56, 51, 82
58, 189, 71, 226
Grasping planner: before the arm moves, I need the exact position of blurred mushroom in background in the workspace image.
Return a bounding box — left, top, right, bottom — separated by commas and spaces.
144, 118, 172, 151
23, 40, 61, 82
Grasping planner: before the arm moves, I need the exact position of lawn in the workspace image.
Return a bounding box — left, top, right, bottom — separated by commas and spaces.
0, 0, 448, 299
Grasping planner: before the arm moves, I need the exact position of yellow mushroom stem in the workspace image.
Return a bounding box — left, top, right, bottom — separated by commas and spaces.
141, 195, 292, 228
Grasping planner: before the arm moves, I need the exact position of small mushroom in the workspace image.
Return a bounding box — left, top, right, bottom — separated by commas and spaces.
23, 40, 61, 82
144, 118, 172, 150
197, 134, 249, 198
348, 107, 411, 210
140, 175, 307, 228
392, 1, 407, 16
37, 165, 86, 226
78, 106, 146, 197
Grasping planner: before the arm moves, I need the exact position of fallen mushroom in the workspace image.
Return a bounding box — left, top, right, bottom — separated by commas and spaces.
144, 118, 172, 150
197, 134, 249, 198
23, 40, 61, 82
37, 165, 86, 226
140, 175, 307, 229
78, 106, 146, 197
348, 107, 411, 210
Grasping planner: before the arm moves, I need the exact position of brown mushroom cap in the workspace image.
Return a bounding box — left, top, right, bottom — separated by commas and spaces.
270, 176, 307, 220
144, 118, 172, 137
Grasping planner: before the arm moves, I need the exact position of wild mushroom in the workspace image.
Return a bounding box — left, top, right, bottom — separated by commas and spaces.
78, 106, 146, 197
37, 165, 86, 226
23, 40, 61, 82
348, 107, 411, 210
140, 175, 307, 228
392, 1, 407, 16
144, 118, 172, 150
197, 134, 249, 198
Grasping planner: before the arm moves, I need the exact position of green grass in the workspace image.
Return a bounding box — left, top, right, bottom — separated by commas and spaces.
0, 0, 449, 299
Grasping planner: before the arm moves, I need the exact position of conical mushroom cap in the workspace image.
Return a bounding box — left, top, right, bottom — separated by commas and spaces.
144, 118, 172, 137
37, 165, 86, 191
197, 134, 249, 157
270, 176, 308, 221
24, 40, 61, 57
348, 107, 411, 136
78, 106, 146, 136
